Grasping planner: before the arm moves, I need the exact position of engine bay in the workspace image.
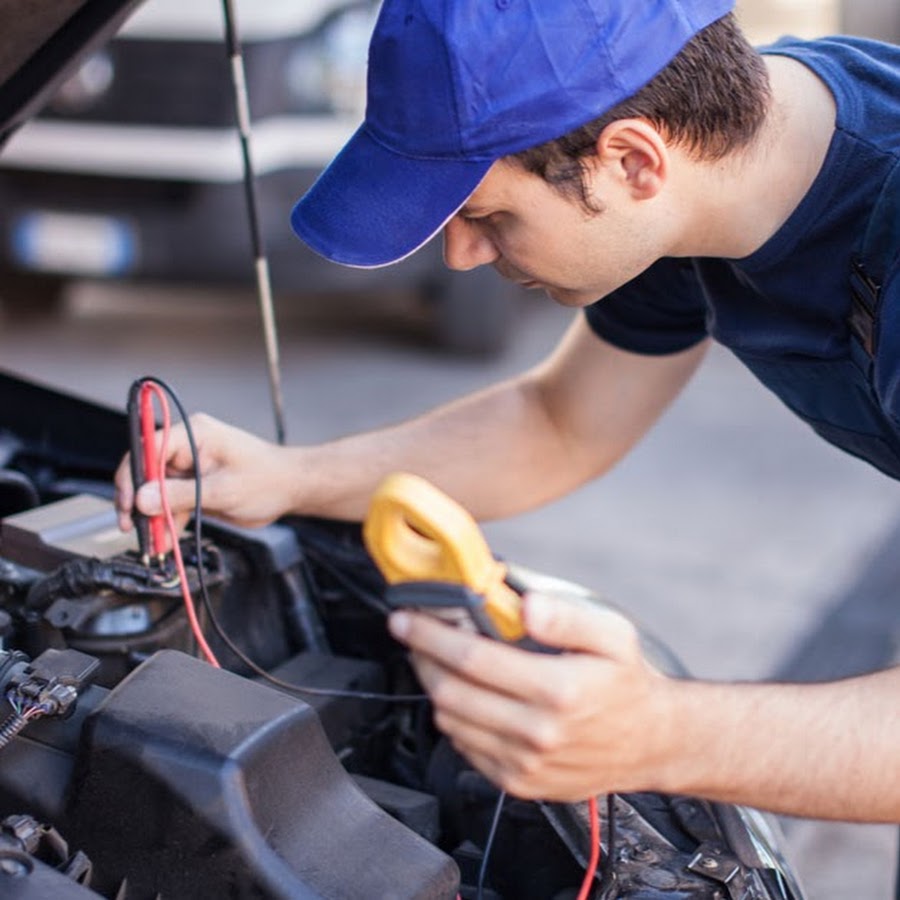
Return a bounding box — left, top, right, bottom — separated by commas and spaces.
0, 370, 804, 899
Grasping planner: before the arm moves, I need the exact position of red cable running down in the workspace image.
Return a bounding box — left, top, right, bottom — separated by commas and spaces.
576, 795, 600, 900
144, 381, 221, 668
140, 383, 602, 897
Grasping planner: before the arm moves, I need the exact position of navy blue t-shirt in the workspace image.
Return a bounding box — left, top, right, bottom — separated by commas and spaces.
585, 36, 900, 479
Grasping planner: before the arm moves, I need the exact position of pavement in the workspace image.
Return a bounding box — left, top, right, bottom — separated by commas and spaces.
1, 279, 898, 898
1, 2, 897, 897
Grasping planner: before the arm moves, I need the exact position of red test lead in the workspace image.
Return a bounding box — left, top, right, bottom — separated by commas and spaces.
139, 383, 167, 563
127, 379, 167, 567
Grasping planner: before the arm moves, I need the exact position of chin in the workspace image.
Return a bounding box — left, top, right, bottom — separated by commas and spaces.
546, 286, 602, 308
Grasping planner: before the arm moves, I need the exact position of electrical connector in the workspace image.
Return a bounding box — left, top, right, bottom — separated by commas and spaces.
5, 648, 99, 720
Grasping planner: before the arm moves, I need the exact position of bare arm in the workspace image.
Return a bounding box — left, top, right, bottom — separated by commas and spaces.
116, 319, 708, 528
296, 319, 709, 520
662, 666, 900, 820
391, 592, 900, 822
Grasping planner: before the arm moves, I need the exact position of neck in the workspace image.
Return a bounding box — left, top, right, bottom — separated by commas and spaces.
670, 54, 836, 259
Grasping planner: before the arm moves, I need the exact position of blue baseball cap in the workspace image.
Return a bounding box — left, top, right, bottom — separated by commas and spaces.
291, 0, 735, 269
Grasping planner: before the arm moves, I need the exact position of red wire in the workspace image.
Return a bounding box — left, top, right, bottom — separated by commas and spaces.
145, 382, 220, 668
576, 795, 601, 900
137, 383, 603, 898
139, 383, 167, 556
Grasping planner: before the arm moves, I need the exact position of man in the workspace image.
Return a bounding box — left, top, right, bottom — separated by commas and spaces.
115, 1, 900, 825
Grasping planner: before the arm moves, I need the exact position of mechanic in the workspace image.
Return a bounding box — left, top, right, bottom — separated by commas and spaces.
115, 0, 900, 833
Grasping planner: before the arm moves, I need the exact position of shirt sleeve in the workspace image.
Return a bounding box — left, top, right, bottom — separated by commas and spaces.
584, 257, 709, 355
874, 256, 900, 426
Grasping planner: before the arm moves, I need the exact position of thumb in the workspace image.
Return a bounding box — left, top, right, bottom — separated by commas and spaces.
524, 591, 640, 660
136, 478, 197, 517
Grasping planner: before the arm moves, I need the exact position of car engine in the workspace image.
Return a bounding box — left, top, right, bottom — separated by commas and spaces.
0, 371, 804, 899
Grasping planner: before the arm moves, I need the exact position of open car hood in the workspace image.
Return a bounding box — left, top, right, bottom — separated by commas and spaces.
0, 0, 143, 148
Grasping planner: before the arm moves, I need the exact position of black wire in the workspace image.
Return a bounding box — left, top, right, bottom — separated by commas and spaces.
476, 790, 507, 900
598, 793, 617, 894
132, 376, 427, 704
298, 540, 391, 614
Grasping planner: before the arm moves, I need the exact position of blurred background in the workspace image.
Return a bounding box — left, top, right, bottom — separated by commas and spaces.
1, 2, 899, 898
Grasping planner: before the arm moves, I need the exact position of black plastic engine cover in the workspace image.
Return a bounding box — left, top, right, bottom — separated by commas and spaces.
64, 650, 459, 899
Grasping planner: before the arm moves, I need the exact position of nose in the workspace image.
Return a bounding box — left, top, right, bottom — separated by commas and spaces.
442, 217, 500, 271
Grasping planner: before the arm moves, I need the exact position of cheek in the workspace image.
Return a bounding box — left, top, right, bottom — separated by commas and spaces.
499, 226, 564, 266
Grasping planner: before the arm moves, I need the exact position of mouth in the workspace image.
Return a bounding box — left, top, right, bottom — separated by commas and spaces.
494, 262, 536, 287
499, 271, 541, 289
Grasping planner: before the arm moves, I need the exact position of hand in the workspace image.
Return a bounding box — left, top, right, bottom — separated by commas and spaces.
388, 591, 675, 802
114, 413, 296, 545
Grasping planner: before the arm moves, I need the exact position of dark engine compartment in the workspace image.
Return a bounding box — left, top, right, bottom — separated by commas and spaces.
0, 371, 802, 900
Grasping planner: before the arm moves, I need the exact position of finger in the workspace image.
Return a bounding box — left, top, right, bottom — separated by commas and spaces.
433, 709, 511, 776
136, 477, 198, 518
390, 611, 568, 704
156, 510, 192, 553
147, 419, 198, 475
113, 452, 135, 528
116, 507, 133, 533
447, 718, 614, 803
438, 711, 566, 800
524, 591, 639, 661
411, 653, 538, 741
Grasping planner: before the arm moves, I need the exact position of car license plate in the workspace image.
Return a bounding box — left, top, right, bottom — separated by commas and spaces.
12, 210, 136, 276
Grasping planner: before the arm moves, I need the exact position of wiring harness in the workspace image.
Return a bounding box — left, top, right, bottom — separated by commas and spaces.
127, 376, 608, 898
0, 648, 98, 751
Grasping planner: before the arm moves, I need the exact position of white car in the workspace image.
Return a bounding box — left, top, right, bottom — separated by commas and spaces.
0, 0, 520, 355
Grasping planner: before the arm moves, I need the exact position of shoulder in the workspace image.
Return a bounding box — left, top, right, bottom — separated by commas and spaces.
583, 258, 708, 356
761, 36, 900, 148
759, 34, 900, 74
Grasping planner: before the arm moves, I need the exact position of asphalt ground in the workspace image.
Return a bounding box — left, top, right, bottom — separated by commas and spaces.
0, 279, 898, 898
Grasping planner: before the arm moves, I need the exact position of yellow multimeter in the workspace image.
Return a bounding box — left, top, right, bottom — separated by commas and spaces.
363, 472, 527, 642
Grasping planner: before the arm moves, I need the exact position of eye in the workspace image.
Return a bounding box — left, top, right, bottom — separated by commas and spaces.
460, 211, 502, 227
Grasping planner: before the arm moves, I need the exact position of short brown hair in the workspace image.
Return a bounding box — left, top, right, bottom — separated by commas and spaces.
511, 13, 771, 208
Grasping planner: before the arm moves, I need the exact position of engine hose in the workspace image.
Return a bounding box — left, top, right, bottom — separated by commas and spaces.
0, 711, 28, 751
26, 559, 120, 614
25, 557, 182, 614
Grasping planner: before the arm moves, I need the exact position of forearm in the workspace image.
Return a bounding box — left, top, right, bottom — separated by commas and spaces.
392, 593, 900, 823
289, 324, 709, 522
659, 667, 900, 821
291, 372, 596, 522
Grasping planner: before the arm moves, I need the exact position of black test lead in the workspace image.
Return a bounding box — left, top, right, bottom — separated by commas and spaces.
126, 381, 152, 566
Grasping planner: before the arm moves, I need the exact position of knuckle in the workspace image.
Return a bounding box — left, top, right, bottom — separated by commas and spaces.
527, 719, 563, 754
495, 770, 521, 795
513, 749, 543, 780
543, 679, 581, 714
190, 412, 213, 433
432, 708, 454, 736
453, 634, 479, 668
624, 625, 641, 654
609, 611, 640, 649
428, 676, 458, 711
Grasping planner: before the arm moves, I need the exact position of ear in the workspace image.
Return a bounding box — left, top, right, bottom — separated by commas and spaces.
589, 118, 669, 201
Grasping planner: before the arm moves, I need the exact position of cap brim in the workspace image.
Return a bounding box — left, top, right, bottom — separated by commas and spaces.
290, 125, 493, 269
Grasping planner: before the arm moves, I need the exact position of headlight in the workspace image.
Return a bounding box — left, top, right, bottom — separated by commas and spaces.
49, 50, 115, 114
285, 3, 379, 116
